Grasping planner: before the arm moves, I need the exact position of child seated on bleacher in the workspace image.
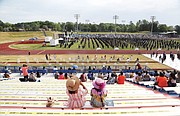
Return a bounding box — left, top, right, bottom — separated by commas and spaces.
90, 78, 107, 107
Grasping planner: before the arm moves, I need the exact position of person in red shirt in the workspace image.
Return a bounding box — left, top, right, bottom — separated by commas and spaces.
117, 72, 126, 84
156, 72, 168, 87
22, 64, 28, 81
58, 72, 64, 80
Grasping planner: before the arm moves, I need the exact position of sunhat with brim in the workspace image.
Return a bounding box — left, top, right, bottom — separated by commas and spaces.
66, 76, 80, 91
92, 78, 106, 90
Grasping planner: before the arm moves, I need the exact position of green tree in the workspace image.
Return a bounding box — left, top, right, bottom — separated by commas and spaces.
65, 22, 74, 32
158, 24, 168, 32
90, 24, 98, 32
31, 22, 40, 31
98, 23, 108, 32
175, 25, 180, 34
127, 21, 136, 32
139, 19, 150, 31
0, 20, 4, 26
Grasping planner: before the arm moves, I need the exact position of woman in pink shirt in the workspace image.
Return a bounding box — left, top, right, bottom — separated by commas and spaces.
65, 76, 88, 108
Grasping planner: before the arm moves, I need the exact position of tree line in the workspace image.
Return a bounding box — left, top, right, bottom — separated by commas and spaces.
0, 20, 180, 34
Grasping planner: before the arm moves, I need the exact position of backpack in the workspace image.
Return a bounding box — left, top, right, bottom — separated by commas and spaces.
90, 88, 106, 107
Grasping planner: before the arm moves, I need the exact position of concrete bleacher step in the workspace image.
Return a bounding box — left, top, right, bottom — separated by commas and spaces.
1, 99, 180, 109
1, 73, 180, 115
0, 107, 180, 116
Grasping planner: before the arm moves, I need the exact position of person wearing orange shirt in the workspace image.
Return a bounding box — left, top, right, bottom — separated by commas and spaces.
22, 64, 28, 81
156, 72, 168, 87
117, 72, 126, 84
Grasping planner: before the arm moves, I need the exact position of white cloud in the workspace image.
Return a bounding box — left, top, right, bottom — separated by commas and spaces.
0, 0, 179, 25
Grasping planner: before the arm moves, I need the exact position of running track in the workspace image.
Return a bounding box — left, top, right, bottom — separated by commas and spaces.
0, 41, 179, 55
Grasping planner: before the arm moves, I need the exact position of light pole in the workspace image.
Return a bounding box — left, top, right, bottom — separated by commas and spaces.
74, 14, 80, 34
85, 20, 90, 32
150, 16, 156, 35
113, 15, 119, 35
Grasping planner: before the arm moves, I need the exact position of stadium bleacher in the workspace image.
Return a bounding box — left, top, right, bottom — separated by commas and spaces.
0, 73, 180, 115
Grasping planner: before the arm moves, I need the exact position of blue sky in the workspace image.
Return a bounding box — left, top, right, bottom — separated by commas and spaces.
0, 0, 179, 26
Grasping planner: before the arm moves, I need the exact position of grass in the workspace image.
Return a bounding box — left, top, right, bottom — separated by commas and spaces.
0, 31, 53, 44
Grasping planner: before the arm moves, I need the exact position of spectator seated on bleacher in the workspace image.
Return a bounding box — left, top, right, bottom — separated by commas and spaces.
176, 71, 180, 83
142, 71, 151, 81
65, 76, 88, 108
79, 72, 87, 82
103, 73, 110, 80
87, 71, 94, 81
90, 78, 107, 108
4, 66, 11, 74
117, 72, 126, 84
3, 72, 10, 78
36, 71, 41, 78
28, 72, 37, 82
130, 71, 136, 78
168, 72, 177, 87
42, 66, 47, 75
153, 72, 168, 90
64, 73, 68, 79
134, 72, 142, 83
54, 71, 59, 79
106, 72, 117, 84
53, 66, 58, 72
58, 72, 64, 80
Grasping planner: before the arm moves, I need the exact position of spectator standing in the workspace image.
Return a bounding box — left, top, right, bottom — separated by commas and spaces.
22, 64, 28, 81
